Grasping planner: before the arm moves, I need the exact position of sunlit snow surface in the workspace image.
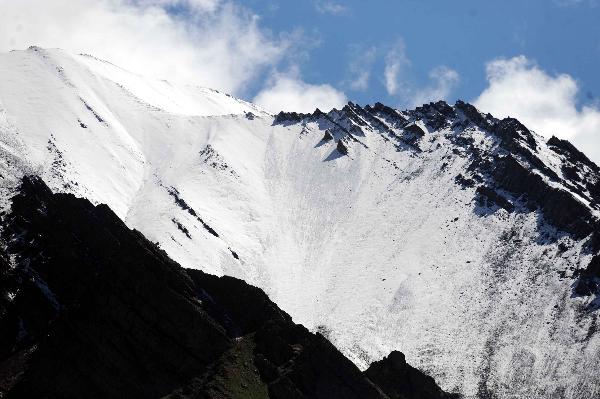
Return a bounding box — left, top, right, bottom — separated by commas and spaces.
1, 48, 599, 399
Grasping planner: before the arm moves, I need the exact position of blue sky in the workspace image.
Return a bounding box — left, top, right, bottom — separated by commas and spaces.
243, 0, 600, 108
1, 0, 599, 161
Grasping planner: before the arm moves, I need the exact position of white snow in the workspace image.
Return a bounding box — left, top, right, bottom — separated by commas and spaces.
77, 53, 265, 117
0, 47, 599, 399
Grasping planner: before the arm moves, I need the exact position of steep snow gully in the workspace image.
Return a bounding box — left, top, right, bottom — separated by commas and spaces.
1, 47, 600, 398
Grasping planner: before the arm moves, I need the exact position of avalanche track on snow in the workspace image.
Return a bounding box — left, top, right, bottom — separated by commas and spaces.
1, 47, 600, 399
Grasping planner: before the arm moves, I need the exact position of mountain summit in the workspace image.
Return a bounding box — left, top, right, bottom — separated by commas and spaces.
0, 47, 599, 398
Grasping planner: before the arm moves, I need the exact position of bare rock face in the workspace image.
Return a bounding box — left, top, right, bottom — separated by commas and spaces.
0, 176, 450, 399
365, 351, 460, 399
337, 139, 349, 155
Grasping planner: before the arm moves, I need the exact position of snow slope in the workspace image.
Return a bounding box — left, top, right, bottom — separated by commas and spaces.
1, 47, 600, 399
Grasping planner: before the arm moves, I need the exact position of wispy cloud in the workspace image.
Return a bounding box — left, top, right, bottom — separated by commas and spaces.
315, 1, 349, 16
383, 39, 410, 96
133, 0, 222, 13
474, 55, 600, 164
345, 45, 377, 91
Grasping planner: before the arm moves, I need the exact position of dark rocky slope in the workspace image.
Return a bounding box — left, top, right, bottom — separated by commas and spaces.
0, 176, 454, 399
366, 352, 452, 399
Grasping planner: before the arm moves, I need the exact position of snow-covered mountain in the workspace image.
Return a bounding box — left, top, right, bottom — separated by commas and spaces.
1, 47, 600, 399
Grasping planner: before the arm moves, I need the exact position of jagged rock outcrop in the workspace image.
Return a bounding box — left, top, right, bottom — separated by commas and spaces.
0, 176, 451, 399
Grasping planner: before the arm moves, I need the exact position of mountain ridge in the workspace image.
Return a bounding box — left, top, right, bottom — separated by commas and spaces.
1, 47, 600, 398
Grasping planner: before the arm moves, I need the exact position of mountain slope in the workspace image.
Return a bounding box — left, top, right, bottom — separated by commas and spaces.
0, 176, 452, 399
1, 47, 600, 398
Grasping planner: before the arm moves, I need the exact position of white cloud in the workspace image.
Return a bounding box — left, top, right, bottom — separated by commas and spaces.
346, 45, 377, 91
411, 66, 459, 107
315, 2, 349, 15
0, 0, 288, 95
474, 55, 600, 164
253, 69, 347, 113
384, 40, 409, 96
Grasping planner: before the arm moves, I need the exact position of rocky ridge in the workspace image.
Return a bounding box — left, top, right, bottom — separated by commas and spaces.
274, 99, 600, 305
